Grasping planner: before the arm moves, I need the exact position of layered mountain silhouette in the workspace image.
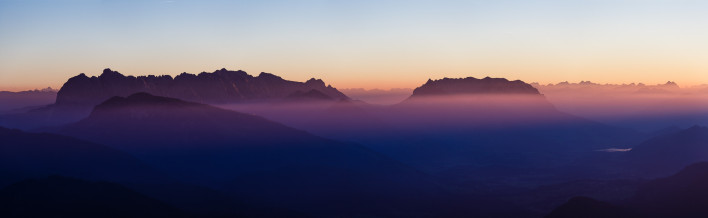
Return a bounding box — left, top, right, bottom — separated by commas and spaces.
283, 89, 335, 102
623, 125, 708, 177
49, 92, 529, 217
0, 68, 348, 129
0, 126, 164, 187
0, 176, 186, 218
394, 76, 557, 127
0, 88, 56, 112
218, 76, 643, 190
531, 80, 708, 131
3, 70, 682, 217
350, 77, 645, 194
545, 196, 628, 218
505, 179, 644, 215
547, 162, 708, 218
411, 77, 541, 97
0, 126, 280, 217
57, 68, 347, 106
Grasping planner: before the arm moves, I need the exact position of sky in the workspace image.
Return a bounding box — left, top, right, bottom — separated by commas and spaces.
1, 0, 708, 91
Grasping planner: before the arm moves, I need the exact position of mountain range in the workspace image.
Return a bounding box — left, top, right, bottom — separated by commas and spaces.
0, 88, 56, 113
2, 67, 706, 217
547, 162, 708, 218
46, 92, 531, 217
0, 68, 348, 129
57, 68, 347, 106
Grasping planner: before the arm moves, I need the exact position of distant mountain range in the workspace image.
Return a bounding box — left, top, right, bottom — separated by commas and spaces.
0, 88, 56, 112
56, 68, 348, 106
339, 88, 413, 105
531, 81, 695, 95
530, 80, 708, 131
4, 69, 703, 216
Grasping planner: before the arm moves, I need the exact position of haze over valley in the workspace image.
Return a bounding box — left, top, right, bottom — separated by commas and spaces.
2, 0, 708, 217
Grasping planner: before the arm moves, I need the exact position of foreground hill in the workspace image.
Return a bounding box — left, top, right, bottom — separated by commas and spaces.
0, 176, 186, 218
0, 126, 163, 187
547, 162, 708, 218
51, 92, 532, 217
0, 126, 305, 216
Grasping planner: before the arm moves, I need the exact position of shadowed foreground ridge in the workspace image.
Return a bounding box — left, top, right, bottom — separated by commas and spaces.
0, 126, 164, 186
547, 162, 708, 218
0, 176, 186, 218
545, 196, 627, 218
624, 125, 708, 177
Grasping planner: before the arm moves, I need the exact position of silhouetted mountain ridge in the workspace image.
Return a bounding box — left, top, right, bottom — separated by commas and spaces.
411, 77, 541, 97
56, 68, 348, 106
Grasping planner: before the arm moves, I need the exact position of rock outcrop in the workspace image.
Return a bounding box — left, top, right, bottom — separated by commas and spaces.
410, 77, 541, 97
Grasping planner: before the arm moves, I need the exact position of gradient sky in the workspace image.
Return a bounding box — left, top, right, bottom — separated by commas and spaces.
1, 0, 708, 91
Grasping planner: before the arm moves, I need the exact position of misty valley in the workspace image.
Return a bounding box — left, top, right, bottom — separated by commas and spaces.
1, 68, 708, 217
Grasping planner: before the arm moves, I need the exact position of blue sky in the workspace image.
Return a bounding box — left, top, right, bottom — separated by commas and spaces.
1, 0, 707, 90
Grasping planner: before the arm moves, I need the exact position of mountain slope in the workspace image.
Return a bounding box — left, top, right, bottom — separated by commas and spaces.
51, 92, 529, 217
623, 125, 708, 177
353, 77, 644, 187
547, 162, 708, 218
0, 176, 186, 218
0, 126, 164, 187
545, 196, 628, 218
0, 89, 56, 112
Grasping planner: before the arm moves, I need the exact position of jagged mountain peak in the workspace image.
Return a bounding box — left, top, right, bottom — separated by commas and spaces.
305, 78, 326, 87
100, 68, 124, 78
55, 68, 349, 106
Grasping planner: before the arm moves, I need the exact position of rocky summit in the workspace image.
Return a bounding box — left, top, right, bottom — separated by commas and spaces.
410, 77, 541, 97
